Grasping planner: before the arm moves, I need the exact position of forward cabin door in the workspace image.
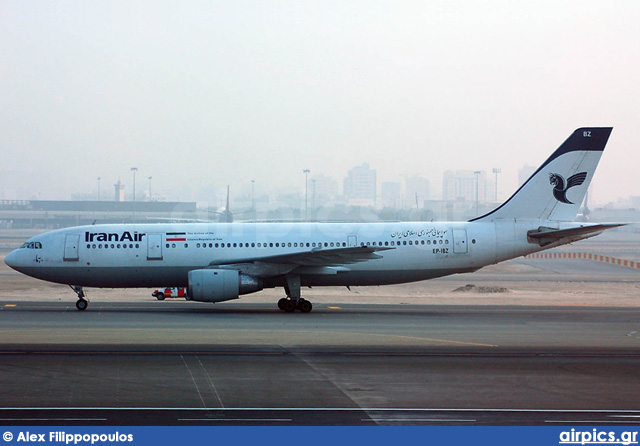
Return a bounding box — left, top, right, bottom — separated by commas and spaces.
452, 229, 468, 254
147, 234, 163, 260
347, 235, 358, 247
63, 234, 80, 261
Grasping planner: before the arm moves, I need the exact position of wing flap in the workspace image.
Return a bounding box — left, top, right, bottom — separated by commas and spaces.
210, 246, 393, 277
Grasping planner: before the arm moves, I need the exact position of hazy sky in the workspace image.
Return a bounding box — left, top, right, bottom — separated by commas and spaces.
1, 1, 639, 206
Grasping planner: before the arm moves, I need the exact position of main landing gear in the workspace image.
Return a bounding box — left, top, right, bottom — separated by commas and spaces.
278, 274, 313, 313
70, 285, 88, 311
278, 297, 313, 313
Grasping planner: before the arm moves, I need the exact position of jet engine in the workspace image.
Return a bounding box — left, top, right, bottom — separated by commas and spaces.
188, 269, 263, 303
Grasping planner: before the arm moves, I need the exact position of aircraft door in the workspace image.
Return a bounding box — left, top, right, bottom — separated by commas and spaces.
63, 234, 80, 261
347, 235, 358, 247
147, 234, 163, 260
452, 229, 468, 254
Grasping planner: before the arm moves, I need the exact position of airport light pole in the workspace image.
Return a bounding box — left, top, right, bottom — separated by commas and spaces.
130, 167, 138, 221
492, 168, 501, 202
474, 170, 481, 216
148, 176, 152, 201
97, 177, 101, 201
303, 169, 310, 221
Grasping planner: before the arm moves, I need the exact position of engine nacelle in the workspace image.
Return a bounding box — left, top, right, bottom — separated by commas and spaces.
188, 269, 263, 303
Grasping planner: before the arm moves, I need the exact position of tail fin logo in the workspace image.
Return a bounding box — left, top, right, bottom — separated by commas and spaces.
549, 172, 588, 204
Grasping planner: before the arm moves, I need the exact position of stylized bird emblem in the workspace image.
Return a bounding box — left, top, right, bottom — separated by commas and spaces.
549, 172, 588, 204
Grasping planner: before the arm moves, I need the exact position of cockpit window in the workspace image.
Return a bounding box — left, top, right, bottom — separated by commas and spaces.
20, 242, 42, 249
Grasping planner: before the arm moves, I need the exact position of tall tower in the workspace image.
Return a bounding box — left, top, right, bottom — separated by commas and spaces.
114, 180, 125, 202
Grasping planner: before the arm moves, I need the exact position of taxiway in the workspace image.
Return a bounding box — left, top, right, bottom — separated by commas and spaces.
0, 301, 639, 425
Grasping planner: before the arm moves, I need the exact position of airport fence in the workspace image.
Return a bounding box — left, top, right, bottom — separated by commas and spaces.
525, 251, 640, 270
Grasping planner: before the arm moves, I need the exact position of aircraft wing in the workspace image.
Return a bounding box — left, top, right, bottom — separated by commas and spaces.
527, 223, 625, 247
209, 246, 394, 277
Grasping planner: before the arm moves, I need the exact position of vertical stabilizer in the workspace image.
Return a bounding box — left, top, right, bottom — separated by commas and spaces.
471, 127, 612, 222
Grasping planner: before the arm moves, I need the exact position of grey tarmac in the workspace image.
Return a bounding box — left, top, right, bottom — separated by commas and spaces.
0, 301, 639, 426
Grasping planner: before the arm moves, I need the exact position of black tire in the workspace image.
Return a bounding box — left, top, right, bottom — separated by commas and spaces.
76, 299, 88, 311
283, 300, 296, 313
156, 293, 165, 301
277, 298, 288, 311
298, 300, 313, 313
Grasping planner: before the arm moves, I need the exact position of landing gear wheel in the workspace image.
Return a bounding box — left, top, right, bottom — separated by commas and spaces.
69, 285, 88, 311
298, 299, 313, 313
278, 298, 288, 311
283, 300, 296, 313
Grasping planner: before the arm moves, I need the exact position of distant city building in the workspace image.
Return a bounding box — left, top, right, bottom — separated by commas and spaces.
442, 170, 486, 202
344, 163, 376, 207
518, 164, 537, 186
405, 175, 431, 207
381, 182, 401, 208
310, 174, 339, 207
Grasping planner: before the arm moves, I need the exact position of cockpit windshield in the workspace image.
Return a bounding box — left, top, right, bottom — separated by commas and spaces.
20, 241, 42, 249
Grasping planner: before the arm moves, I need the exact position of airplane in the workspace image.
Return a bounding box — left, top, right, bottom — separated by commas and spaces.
5, 127, 623, 313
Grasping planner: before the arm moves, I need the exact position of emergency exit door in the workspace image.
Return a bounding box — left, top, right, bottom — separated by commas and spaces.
147, 234, 163, 260
452, 229, 468, 254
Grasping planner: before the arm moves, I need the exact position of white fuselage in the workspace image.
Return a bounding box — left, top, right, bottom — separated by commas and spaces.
5, 219, 558, 290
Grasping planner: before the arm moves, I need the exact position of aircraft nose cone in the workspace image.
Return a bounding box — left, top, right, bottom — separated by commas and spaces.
4, 250, 19, 270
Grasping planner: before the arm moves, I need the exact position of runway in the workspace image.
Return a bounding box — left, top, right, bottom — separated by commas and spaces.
1, 301, 639, 425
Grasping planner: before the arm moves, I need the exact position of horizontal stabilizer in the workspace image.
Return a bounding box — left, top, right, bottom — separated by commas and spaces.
527, 224, 625, 247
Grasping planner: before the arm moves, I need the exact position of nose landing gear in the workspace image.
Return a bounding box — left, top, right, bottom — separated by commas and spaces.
70, 285, 89, 311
